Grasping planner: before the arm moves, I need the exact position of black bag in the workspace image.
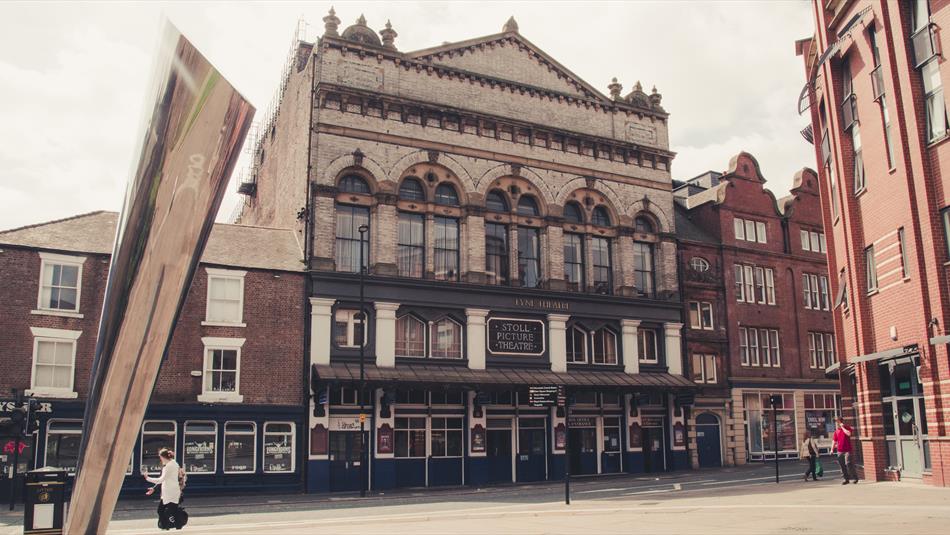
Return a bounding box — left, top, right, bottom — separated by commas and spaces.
157, 502, 189, 530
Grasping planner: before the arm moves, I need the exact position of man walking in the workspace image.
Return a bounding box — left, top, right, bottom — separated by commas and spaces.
832, 417, 858, 485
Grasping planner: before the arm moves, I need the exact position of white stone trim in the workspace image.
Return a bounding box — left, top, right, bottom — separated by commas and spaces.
199, 337, 246, 403
204, 267, 247, 326
31, 310, 84, 319
621, 319, 641, 374
547, 314, 570, 373
36, 252, 85, 314
465, 308, 490, 370
664, 322, 684, 376
28, 327, 82, 398
310, 298, 336, 366
375, 302, 400, 367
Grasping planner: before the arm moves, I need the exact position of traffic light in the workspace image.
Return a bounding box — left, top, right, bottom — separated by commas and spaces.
24, 398, 40, 434
9, 401, 26, 435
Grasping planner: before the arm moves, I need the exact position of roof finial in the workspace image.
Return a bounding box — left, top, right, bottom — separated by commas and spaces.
380, 19, 398, 50
608, 77, 622, 100
633, 80, 643, 93
649, 85, 663, 107
356, 14, 367, 26
323, 6, 341, 37
503, 16, 519, 33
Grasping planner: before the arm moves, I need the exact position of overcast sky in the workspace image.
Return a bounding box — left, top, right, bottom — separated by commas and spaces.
0, 1, 815, 231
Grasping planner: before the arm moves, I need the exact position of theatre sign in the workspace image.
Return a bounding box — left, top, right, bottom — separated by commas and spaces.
487, 317, 545, 356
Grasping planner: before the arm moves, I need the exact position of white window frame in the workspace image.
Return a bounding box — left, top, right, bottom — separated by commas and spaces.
183, 420, 218, 474
689, 301, 714, 330
769, 329, 781, 367
756, 221, 767, 244
692, 354, 717, 384
198, 337, 245, 403
34, 252, 86, 318
637, 328, 659, 363
591, 327, 618, 365
765, 268, 776, 305
140, 420, 178, 476
429, 317, 464, 359
223, 421, 257, 474
744, 265, 755, 301
735, 265, 746, 302
734, 218, 746, 241
335, 309, 368, 348
739, 327, 749, 366
202, 268, 247, 327
801, 229, 811, 252
567, 325, 588, 364
28, 327, 81, 399
745, 220, 756, 242
262, 421, 295, 474
44, 419, 83, 474
395, 315, 427, 358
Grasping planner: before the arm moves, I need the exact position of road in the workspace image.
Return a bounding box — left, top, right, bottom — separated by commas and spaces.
4, 462, 950, 533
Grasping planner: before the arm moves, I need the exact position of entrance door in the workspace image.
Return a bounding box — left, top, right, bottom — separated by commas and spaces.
516, 417, 547, 482
486, 419, 513, 483
695, 413, 723, 468
894, 398, 924, 477
642, 426, 666, 473
328, 431, 364, 492
881, 362, 929, 478
568, 427, 597, 475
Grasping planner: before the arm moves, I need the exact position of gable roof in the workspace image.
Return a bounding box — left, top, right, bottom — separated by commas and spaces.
407, 31, 607, 102
674, 203, 718, 244
0, 211, 304, 272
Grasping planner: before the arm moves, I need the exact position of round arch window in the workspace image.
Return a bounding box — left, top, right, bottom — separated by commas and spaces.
563, 202, 584, 223
339, 175, 370, 194
435, 183, 459, 206
399, 178, 426, 201
485, 190, 509, 212
634, 216, 655, 233
591, 206, 611, 227
517, 196, 540, 217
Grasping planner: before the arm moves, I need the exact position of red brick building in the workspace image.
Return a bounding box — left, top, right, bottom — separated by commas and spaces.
797, 0, 950, 485
675, 153, 839, 468
0, 212, 306, 497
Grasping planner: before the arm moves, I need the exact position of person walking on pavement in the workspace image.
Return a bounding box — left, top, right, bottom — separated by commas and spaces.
144, 448, 186, 530
800, 432, 820, 481
832, 417, 858, 485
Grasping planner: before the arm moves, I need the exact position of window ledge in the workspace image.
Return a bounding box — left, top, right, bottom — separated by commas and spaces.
926, 133, 950, 148
201, 321, 246, 328
198, 393, 244, 404
26, 389, 78, 399
31, 309, 83, 319
888, 167, 897, 175
867, 288, 880, 297
854, 187, 867, 199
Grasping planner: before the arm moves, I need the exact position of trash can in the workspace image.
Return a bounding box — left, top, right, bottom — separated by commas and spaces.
23, 468, 67, 534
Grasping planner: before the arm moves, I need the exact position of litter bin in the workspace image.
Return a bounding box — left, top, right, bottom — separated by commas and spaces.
24, 468, 67, 534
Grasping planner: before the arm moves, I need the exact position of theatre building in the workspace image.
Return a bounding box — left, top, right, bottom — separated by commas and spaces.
675, 153, 840, 467
797, 0, 950, 485
237, 12, 695, 492
0, 212, 307, 497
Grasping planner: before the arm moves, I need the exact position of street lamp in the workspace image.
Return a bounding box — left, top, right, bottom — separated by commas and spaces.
358, 224, 369, 498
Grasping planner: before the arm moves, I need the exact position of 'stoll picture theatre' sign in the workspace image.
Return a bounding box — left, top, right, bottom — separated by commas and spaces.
487, 317, 545, 356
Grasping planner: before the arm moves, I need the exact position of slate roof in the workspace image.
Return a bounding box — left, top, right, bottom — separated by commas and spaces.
0, 211, 304, 272
674, 203, 718, 245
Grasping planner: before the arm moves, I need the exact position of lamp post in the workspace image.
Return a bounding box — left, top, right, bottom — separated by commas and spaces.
358, 224, 369, 498
769, 394, 781, 484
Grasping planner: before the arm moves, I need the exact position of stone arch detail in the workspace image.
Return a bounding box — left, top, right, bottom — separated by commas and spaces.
388, 150, 476, 193
322, 152, 388, 187
626, 199, 672, 233
476, 164, 556, 204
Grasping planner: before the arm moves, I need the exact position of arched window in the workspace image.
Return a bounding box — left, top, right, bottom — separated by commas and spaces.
485, 190, 509, 212
435, 183, 460, 206
592, 328, 618, 365
430, 318, 463, 359
399, 178, 426, 201
517, 196, 540, 217
567, 326, 588, 363
635, 216, 655, 234
690, 257, 710, 272
563, 202, 584, 223
592, 206, 611, 227
339, 174, 370, 194
395, 315, 426, 357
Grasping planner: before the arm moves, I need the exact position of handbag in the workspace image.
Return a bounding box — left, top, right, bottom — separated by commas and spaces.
815, 457, 824, 478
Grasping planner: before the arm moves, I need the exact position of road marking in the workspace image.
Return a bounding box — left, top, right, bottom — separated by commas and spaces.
577, 479, 713, 494
700, 472, 840, 485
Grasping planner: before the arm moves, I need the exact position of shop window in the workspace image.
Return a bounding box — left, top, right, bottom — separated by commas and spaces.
743, 393, 797, 456
637, 328, 658, 363
563, 233, 585, 291
29, 327, 80, 397
435, 183, 459, 206
485, 223, 510, 285
37, 252, 83, 313
517, 196, 540, 217
263, 422, 295, 473
573, 391, 597, 405
200, 337, 244, 403
566, 325, 588, 363
488, 391, 514, 405
141, 421, 177, 475
429, 390, 464, 405
430, 317, 463, 359
335, 204, 370, 273
395, 315, 426, 357
204, 268, 245, 325
633, 242, 654, 296
183, 421, 217, 474
591, 237, 612, 294
395, 417, 427, 458
517, 227, 541, 288
430, 417, 463, 457
601, 393, 621, 406
396, 389, 427, 405
485, 190, 509, 212
334, 309, 367, 348
518, 418, 546, 455
603, 417, 621, 452
397, 212, 425, 278
592, 327, 618, 365
44, 420, 82, 474
398, 178, 426, 201
339, 174, 370, 194
593, 207, 612, 227
804, 393, 839, 445
223, 422, 256, 474
563, 202, 584, 223
434, 216, 460, 281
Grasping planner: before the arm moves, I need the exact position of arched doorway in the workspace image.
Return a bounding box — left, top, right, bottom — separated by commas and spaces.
695, 413, 722, 468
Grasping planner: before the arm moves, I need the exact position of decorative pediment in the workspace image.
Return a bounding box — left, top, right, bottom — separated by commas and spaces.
407, 32, 605, 101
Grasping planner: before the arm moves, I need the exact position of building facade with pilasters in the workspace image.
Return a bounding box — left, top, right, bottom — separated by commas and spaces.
238, 12, 696, 492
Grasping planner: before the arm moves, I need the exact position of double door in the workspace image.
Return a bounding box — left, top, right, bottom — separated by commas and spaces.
642, 426, 666, 473
328, 431, 365, 492
881, 362, 930, 478
486, 419, 513, 484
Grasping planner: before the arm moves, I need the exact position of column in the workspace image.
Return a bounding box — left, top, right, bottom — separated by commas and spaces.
548, 314, 570, 372
373, 202, 398, 276
622, 319, 641, 375
664, 322, 684, 376
310, 297, 336, 366
463, 213, 485, 284
466, 308, 490, 370
374, 302, 400, 367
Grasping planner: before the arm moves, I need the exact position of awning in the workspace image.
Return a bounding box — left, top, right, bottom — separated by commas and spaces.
848, 344, 920, 365
930, 335, 950, 345
312, 363, 697, 391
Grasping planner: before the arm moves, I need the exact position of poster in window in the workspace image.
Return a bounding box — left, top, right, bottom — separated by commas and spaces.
471, 424, 486, 453
377, 423, 393, 454
628, 423, 642, 449
310, 424, 328, 456
673, 422, 686, 447
554, 423, 566, 450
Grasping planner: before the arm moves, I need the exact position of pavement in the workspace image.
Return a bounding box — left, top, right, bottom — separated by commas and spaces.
2, 461, 949, 534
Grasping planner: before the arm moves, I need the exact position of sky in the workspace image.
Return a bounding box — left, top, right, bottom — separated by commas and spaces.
0, 1, 816, 231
